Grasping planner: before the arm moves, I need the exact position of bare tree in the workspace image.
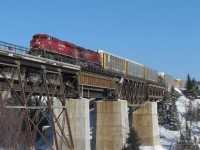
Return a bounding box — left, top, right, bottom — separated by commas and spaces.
0, 94, 27, 149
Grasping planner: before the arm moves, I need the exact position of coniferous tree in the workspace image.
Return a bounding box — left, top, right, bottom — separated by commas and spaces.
196, 106, 200, 121
185, 122, 191, 142
185, 74, 200, 99
185, 101, 194, 122
185, 74, 193, 99
176, 124, 200, 150
192, 78, 200, 98
166, 86, 180, 131
176, 134, 187, 150
186, 74, 192, 91
158, 91, 169, 125
122, 127, 141, 150
185, 122, 199, 150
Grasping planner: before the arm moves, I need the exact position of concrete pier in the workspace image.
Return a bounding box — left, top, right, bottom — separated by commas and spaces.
53, 98, 90, 150
91, 100, 129, 150
131, 102, 160, 146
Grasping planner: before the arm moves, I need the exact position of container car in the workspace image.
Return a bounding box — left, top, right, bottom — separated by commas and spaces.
98, 50, 126, 74
180, 80, 186, 88
174, 79, 181, 88
159, 73, 174, 88
173, 79, 186, 89
126, 59, 144, 79
144, 66, 158, 82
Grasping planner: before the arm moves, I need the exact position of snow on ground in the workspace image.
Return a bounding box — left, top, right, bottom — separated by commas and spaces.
160, 125, 180, 150
88, 95, 200, 150
140, 145, 166, 150
174, 88, 183, 95
159, 95, 200, 150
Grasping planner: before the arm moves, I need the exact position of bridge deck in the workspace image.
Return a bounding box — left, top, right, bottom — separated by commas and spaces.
0, 43, 166, 104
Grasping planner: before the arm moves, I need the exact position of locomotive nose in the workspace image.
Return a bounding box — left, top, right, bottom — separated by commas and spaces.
31, 40, 41, 48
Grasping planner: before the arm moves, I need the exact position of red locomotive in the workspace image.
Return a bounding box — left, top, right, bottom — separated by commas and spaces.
30, 34, 101, 66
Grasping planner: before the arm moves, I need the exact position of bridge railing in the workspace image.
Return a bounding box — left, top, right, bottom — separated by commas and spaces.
0, 41, 29, 54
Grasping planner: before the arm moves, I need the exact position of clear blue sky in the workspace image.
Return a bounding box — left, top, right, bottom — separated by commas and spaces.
0, 1, 200, 81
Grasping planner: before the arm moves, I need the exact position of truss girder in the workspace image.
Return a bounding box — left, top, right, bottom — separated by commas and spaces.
0, 62, 77, 150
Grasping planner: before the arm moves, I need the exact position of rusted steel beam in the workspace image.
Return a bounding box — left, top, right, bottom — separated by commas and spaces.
59, 72, 74, 150
42, 68, 59, 150
0, 53, 78, 149
42, 67, 74, 149
79, 71, 116, 89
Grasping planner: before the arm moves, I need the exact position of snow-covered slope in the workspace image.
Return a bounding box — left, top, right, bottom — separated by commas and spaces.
159, 95, 200, 150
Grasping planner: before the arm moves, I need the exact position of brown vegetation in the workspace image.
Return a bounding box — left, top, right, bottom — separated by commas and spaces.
0, 95, 27, 149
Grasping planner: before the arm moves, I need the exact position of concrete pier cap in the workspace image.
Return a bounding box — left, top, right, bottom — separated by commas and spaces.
91, 99, 129, 150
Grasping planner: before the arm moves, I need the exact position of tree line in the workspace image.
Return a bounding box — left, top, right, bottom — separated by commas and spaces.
158, 74, 200, 150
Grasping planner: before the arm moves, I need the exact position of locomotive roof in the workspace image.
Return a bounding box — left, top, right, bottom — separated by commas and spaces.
32, 34, 76, 47
97, 49, 126, 60
126, 59, 144, 66
33, 33, 49, 37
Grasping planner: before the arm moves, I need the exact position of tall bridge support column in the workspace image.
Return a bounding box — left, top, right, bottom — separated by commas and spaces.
91, 100, 129, 150
66, 98, 90, 150
53, 98, 90, 150
131, 102, 160, 146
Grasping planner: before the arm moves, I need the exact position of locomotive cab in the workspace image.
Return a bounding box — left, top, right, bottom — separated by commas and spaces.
30, 34, 79, 63
30, 34, 48, 50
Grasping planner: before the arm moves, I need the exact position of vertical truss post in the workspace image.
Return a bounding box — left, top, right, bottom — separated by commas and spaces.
41, 66, 59, 150
58, 69, 74, 150
17, 61, 34, 149
41, 66, 74, 150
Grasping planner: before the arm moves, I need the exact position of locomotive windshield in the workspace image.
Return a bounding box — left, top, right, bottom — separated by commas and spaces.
33, 35, 39, 39
33, 35, 47, 39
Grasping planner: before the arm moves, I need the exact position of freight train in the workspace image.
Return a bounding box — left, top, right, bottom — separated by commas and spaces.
30, 34, 185, 88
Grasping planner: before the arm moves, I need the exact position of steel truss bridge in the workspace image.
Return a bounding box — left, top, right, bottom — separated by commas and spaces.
0, 41, 166, 149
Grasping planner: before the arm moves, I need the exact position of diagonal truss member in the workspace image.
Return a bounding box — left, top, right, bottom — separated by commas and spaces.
0, 62, 75, 150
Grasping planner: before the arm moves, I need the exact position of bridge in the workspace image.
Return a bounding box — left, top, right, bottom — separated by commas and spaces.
0, 41, 166, 150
